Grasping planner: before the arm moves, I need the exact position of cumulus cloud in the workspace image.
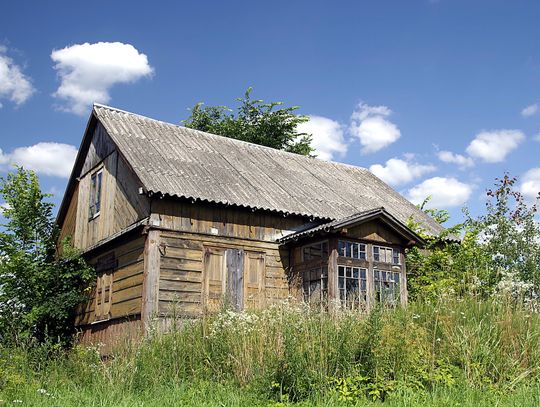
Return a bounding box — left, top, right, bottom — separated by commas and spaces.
465, 130, 524, 163
297, 115, 347, 161
369, 157, 436, 187
51, 42, 153, 115
521, 103, 538, 118
349, 102, 401, 154
0, 46, 34, 107
520, 168, 540, 201
407, 177, 473, 208
0, 142, 77, 178
437, 150, 474, 169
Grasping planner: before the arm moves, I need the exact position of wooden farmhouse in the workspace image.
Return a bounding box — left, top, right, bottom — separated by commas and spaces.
57, 104, 443, 347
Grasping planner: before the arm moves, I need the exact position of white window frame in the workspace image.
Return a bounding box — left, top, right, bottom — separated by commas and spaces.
373, 245, 401, 265
338, 240, 367, 260
338, 265, 368, 308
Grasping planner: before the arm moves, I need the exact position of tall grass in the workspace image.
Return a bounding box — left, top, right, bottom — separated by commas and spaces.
2, 296, 540, 405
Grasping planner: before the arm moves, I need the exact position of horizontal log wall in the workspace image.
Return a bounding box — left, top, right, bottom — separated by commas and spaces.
157, 230, 291, 317
76, 234, 146, 326
152, 199, 308, 243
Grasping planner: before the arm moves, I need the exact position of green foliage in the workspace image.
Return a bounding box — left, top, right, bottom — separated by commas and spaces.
2, 297, 540, 405
0, 167, 94, 346
407, 174, 540, 301
183, 87, 314, 156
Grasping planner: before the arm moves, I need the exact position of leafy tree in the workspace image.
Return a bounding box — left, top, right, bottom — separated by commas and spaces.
183, 87, 314, 155
0, 167, 93, 345
406, 174, 540, 302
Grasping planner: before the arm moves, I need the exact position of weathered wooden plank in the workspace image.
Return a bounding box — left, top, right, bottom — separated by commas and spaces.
113, 285, 143, 304
141, 229, 161, 330
160, 257, 202, 272
159, 290, 202, 303
160, 269, 202, 283
159, 279, 201, 292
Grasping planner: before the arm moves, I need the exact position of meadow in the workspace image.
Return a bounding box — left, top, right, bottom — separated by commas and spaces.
2, 296, 540, 406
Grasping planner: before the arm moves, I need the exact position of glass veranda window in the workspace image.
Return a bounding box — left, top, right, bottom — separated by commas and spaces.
338, 240, 366, 260
338, 265, 367, 309
374, 270, 401, 305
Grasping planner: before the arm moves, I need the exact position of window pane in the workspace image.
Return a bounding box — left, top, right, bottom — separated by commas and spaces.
352, 268, 359, 279
360, 269, 366, 279
338, 266, 344, 277
346, 267, 352, 278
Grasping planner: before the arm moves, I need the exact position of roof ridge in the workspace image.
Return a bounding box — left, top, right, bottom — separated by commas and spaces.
92, 103, 369, 172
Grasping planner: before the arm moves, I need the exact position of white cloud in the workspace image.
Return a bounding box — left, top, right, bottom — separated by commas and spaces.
520, 168, 540, 201
533, 133, 540, 142
437, 150, 474, 169
0, 46, 34, 107
51, 42, 153, 115
407, 177, 473, 208
465, 130, 525, 163
349, 102, 401, 154
0, 202, 11, 214
297, 115, 347, 161
1, 142, 77, 178
369, 157, 436, 187
521, 103, 538, 118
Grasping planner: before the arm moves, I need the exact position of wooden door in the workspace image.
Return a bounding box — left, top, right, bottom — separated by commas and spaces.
203, 247, 226, 312
226, 248, 244, 311
244, 251, 265, 309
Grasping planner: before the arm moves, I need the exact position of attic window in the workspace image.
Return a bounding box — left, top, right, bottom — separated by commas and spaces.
89, 169, 103, 219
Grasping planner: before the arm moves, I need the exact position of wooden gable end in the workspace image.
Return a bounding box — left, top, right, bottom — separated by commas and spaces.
58, 119, 151, 251
343, 219, 408, 246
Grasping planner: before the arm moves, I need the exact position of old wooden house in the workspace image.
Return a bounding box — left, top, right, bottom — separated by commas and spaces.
57, 104, 443, 347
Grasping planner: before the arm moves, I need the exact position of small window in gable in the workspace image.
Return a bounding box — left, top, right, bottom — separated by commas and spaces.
89, 169, 103, 220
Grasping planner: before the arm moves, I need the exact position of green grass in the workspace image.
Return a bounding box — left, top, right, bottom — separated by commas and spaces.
2, 296, 540, 405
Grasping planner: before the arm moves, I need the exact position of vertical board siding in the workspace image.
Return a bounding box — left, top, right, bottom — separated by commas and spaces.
67, 124, 150, 252
77, 316, 142, 355
76, 235, 146, 326
157, 231, 290, 317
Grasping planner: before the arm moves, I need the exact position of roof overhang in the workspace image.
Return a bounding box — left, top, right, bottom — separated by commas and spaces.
277, 207, 426, 247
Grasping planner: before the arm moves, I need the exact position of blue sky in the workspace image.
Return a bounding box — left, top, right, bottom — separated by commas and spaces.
1, 0, 540, 225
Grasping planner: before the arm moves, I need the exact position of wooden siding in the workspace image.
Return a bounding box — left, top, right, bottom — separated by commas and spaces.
80, 122, 116, 177
77, 316, 142, 355
345, 220, 406, 245
157, 230, 290, 317
152, 199, 308, 243
58, 182, 79, 244
76, 235, 146, 326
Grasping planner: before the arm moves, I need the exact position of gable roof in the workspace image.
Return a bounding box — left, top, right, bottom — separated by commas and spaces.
278, 207, 426, 245
58, 104, 444, 236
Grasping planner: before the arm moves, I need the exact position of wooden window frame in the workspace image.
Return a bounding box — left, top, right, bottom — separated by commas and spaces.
302, 266, 328, 305
89, 168, 103, 220
338, 265, 367, 309
301, 240, 329, 262
338, 240, 367, 260
373, 269, 401, 306
373, 245, 401, 265
93, 253, 117, 322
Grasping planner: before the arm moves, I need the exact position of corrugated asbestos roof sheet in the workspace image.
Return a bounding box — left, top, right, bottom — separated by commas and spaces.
93, 104, 444, 236
277, 207, 425, 244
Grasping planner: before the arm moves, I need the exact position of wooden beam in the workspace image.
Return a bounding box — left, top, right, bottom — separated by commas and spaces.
141, 229, 160, 332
